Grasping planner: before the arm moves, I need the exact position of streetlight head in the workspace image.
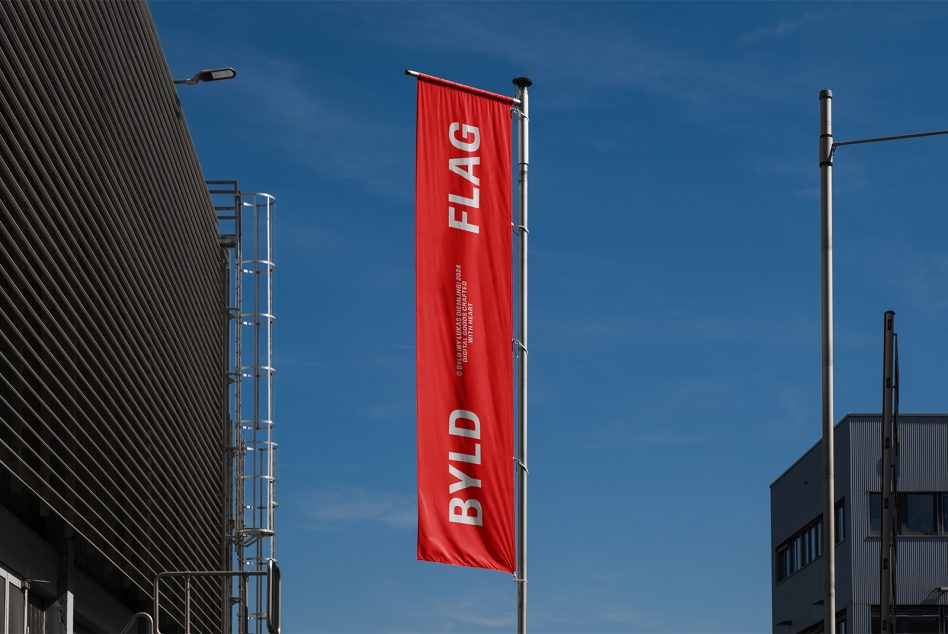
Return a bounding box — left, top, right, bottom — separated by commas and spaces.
197, 67, 237, 83
175, 67, 237, 86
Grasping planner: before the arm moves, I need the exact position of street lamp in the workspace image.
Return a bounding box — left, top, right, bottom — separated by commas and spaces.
174, 67, 237, 86
818, 89, 948, 634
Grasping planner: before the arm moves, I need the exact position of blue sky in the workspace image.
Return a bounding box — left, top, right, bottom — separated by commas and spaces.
152, 2, 948, 632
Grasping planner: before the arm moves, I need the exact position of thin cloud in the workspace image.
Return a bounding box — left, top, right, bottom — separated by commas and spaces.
444, 608, 514, 629
305, 485, 415, 530
598, 606, 655, 628
428, 597, 515, 630
739, 10, 826, 46
231, 55, 409, 199
592, 429, 705, 449
345, 4, 785, 111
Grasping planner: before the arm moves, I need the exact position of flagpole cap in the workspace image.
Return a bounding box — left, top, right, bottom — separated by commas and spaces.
513, 76, 533, 88
819, 89, 832, 99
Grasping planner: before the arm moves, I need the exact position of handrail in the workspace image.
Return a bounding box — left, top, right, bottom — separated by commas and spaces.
120, 612, 155, 634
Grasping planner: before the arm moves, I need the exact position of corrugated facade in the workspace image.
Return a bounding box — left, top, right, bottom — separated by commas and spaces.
772, 415, 948, 634
0, 2, 225, 632
770, 423, 849, 633
847, 415, 948, 633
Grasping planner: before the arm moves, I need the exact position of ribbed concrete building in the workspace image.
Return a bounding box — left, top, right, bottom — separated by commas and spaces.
0, 2, 227, 632
771, 414, 948, 633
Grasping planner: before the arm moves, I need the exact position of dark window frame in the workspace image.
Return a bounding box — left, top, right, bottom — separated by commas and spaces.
774, 498, 846, 585
869, 491, 947, 536
901, 492, 937, 536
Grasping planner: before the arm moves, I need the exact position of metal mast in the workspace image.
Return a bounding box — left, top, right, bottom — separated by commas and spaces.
818, 89, 837, 634
513, 76, 531, 634
815, 89, 948, 634
880, 311, 898, 633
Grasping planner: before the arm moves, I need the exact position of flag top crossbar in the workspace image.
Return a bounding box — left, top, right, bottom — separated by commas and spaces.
405, 69, 520, 105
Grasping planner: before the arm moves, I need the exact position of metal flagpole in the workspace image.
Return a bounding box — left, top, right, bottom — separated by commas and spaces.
513, 75, 531, 634
819, 88, 836, 634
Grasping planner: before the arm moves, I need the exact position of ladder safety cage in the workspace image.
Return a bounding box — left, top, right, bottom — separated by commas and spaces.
210, 182, 278, 634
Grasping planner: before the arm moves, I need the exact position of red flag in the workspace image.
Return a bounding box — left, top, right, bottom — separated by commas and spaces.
414, 74, 515, 573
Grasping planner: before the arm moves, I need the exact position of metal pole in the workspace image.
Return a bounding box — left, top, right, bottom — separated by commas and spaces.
513, 75, 531, 634
880, 311, 896, 633
153, 570, 267, 634
819, 88, 836, 634
185, 576, 192, 634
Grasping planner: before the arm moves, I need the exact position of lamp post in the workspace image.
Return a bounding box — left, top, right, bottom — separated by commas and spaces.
819, 89, 835, 634
818, 89, 948, 634
174, 67, 237, 86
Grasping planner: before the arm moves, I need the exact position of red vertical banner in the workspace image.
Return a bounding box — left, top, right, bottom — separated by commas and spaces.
414, 75, 515, 573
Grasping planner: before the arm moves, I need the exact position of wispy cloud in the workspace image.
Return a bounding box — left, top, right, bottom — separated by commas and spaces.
420, 596, 515, 630
442, 607, 514, 629
537, 306, 813, 349
358, 398, 415, 422
303, 485, 415, 530
228, 54, 410, 199
881, 248, 948, 312
592, 429, 704, 449
739, 10, 827, 46
344, 5, 789, 112
596, 605, 657, 628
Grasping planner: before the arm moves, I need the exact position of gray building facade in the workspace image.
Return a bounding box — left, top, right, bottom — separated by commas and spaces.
772, 414, 948, 633
0, 2, 227, 632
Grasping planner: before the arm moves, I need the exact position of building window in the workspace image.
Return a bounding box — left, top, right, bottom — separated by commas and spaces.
872, 492, 948, 535
774, 499, 845, 584
0, 578, 5, 634
777, 545, 791, 581
870, 493, 881, 534
805, 523, 817, 564
0, 565, 25, 634
901, 493, 936, 535
943, 494, 948, 534
836, 500, 845, 543
871, 605, 940, 634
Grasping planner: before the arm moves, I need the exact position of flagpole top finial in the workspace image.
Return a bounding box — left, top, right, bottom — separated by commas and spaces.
513, 76, 533, 88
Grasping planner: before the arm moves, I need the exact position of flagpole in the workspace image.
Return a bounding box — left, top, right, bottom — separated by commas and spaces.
513, 75, 531, 634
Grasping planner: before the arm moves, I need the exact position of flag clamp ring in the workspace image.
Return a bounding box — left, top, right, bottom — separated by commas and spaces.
514, 457, 529, 474
511, 106, 528, 119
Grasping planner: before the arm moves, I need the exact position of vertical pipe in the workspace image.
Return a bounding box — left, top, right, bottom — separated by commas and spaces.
154, 578, 161, 633
185, 576, 192, 634
253, 197, 262, 634
513, 76, 531, 634
237, 192, 248, 634
880, 311, 896, 632
819, 88, 836, 634
223, 221, 233, 633
266, 196, 275, 559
